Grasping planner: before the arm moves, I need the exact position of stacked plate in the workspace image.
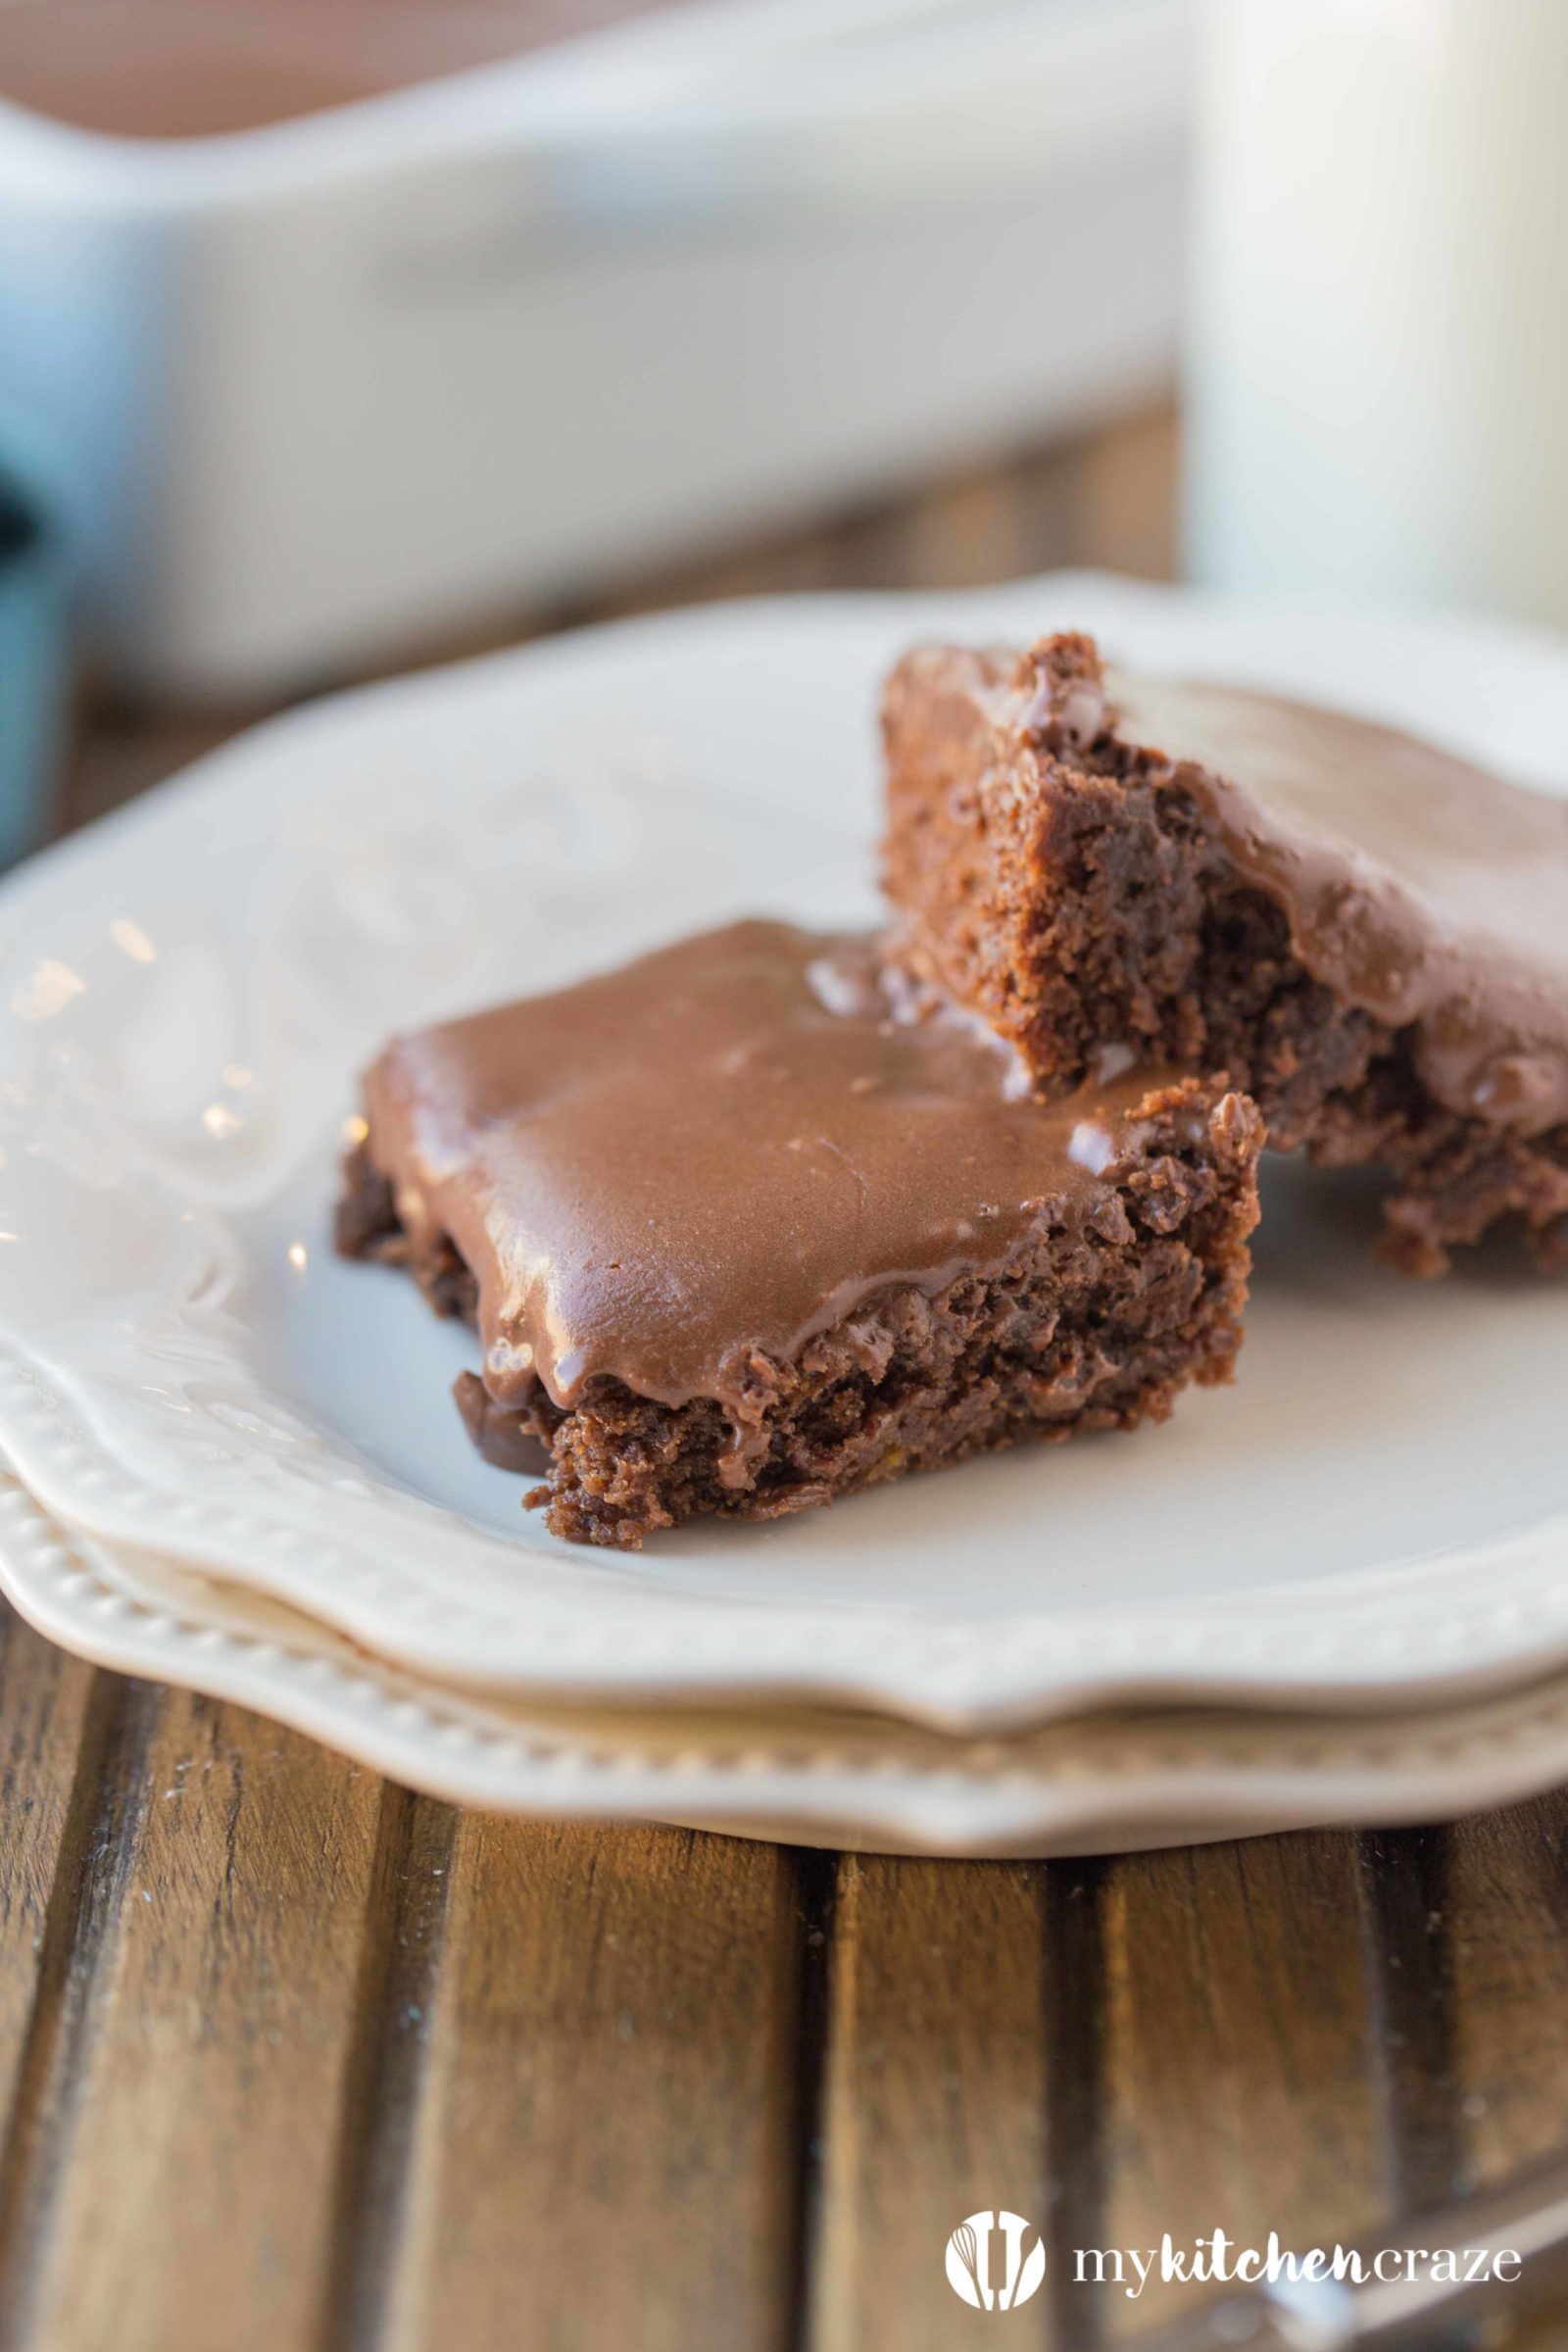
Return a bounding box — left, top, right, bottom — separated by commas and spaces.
5, 573, 1568, 1855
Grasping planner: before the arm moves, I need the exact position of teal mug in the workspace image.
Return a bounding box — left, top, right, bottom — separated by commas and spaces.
0, 458, 68, 869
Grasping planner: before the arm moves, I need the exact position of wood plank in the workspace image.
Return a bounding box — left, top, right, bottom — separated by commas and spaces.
0, 1610, 110, 2197
1438, 1803, 1568, 2352
891, 466, 1038, 590
1041, 1857, 1108, 2350
1093, 1830, 1393, 2340
321, 1791, 458, 2351
377, 1818, 805, 2352
808, 1855, 1054, 2352
1405, 1793, 1568, 2352
1068, 406, 1181, 583
1492, 2298, 1568, 2351
57, 691, 257, 841
0, 1685, 393, 2352
1355, 1826, 1463, 2211
1446, 1792, 1568, 2189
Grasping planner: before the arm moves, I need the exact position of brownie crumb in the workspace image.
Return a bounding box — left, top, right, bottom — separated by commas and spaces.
339, 1073, 1260, 1550
883, 631, 1568, 1272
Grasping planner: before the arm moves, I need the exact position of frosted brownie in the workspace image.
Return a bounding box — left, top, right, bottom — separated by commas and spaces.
337, 920, 1261, 1548
883, 631, 1568, 1273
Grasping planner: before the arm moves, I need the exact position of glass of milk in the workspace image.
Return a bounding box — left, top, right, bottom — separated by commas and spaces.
1186, 0, 1568, 629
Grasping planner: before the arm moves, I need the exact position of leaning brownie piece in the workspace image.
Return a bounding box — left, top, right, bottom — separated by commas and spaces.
338, 920, 1261, 1548
883, 631, 1568, 1273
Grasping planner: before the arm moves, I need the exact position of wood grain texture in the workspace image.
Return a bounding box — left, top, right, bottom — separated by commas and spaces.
376, 1819, 806, 2352
808, 1857, 1052, 2352
0, 1617, 108, 2240
0, 1618, 116, 2277
1432, 1799, 1568, 2352
0, 1688, 389, 2352
1447, 1795, 1568, 2188
1094, 1832, 1392, 2340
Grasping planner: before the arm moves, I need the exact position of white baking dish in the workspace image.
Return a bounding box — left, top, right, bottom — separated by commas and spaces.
0, 0, 1191, 694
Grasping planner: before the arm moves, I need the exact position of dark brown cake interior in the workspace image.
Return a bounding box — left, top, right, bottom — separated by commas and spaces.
339, 920, 1261, 1546
883, 632, 1568, 1273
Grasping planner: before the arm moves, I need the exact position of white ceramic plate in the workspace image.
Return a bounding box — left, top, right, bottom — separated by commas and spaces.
3, 573, 1568, 1729
11, 1473, 1568, 1855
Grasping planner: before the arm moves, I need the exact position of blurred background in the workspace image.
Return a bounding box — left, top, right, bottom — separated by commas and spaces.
0, 0, 1563, 851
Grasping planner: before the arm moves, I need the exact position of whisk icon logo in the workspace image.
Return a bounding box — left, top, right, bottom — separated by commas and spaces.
945, 2211, 1047, 2310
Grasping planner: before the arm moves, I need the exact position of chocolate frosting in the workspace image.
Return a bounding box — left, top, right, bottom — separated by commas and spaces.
361, 920, 1194, 1425
1021, 646, 1568, 1137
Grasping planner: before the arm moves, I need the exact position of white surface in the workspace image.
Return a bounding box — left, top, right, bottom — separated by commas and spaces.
0, 0, 1190, 692
14, 1474, 1568, 1855
3, 574, 1568, 1728
1188, 0, 1568, 629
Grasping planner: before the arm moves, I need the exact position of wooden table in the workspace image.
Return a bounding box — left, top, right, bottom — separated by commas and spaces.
5, 411, 1564, 2352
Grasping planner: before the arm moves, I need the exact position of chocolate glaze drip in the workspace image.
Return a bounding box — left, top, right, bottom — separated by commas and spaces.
1017, 645, 1568, 1137
360, 919, 1196, 1426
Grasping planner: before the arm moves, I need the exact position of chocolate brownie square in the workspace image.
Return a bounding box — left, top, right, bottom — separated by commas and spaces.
883, 631, 1568, 1273
338, 920, 1261, 1547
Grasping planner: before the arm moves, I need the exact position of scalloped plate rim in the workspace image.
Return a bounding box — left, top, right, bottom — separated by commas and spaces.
7, 1473, 1568, 1855
3, 573, 1568, 1729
